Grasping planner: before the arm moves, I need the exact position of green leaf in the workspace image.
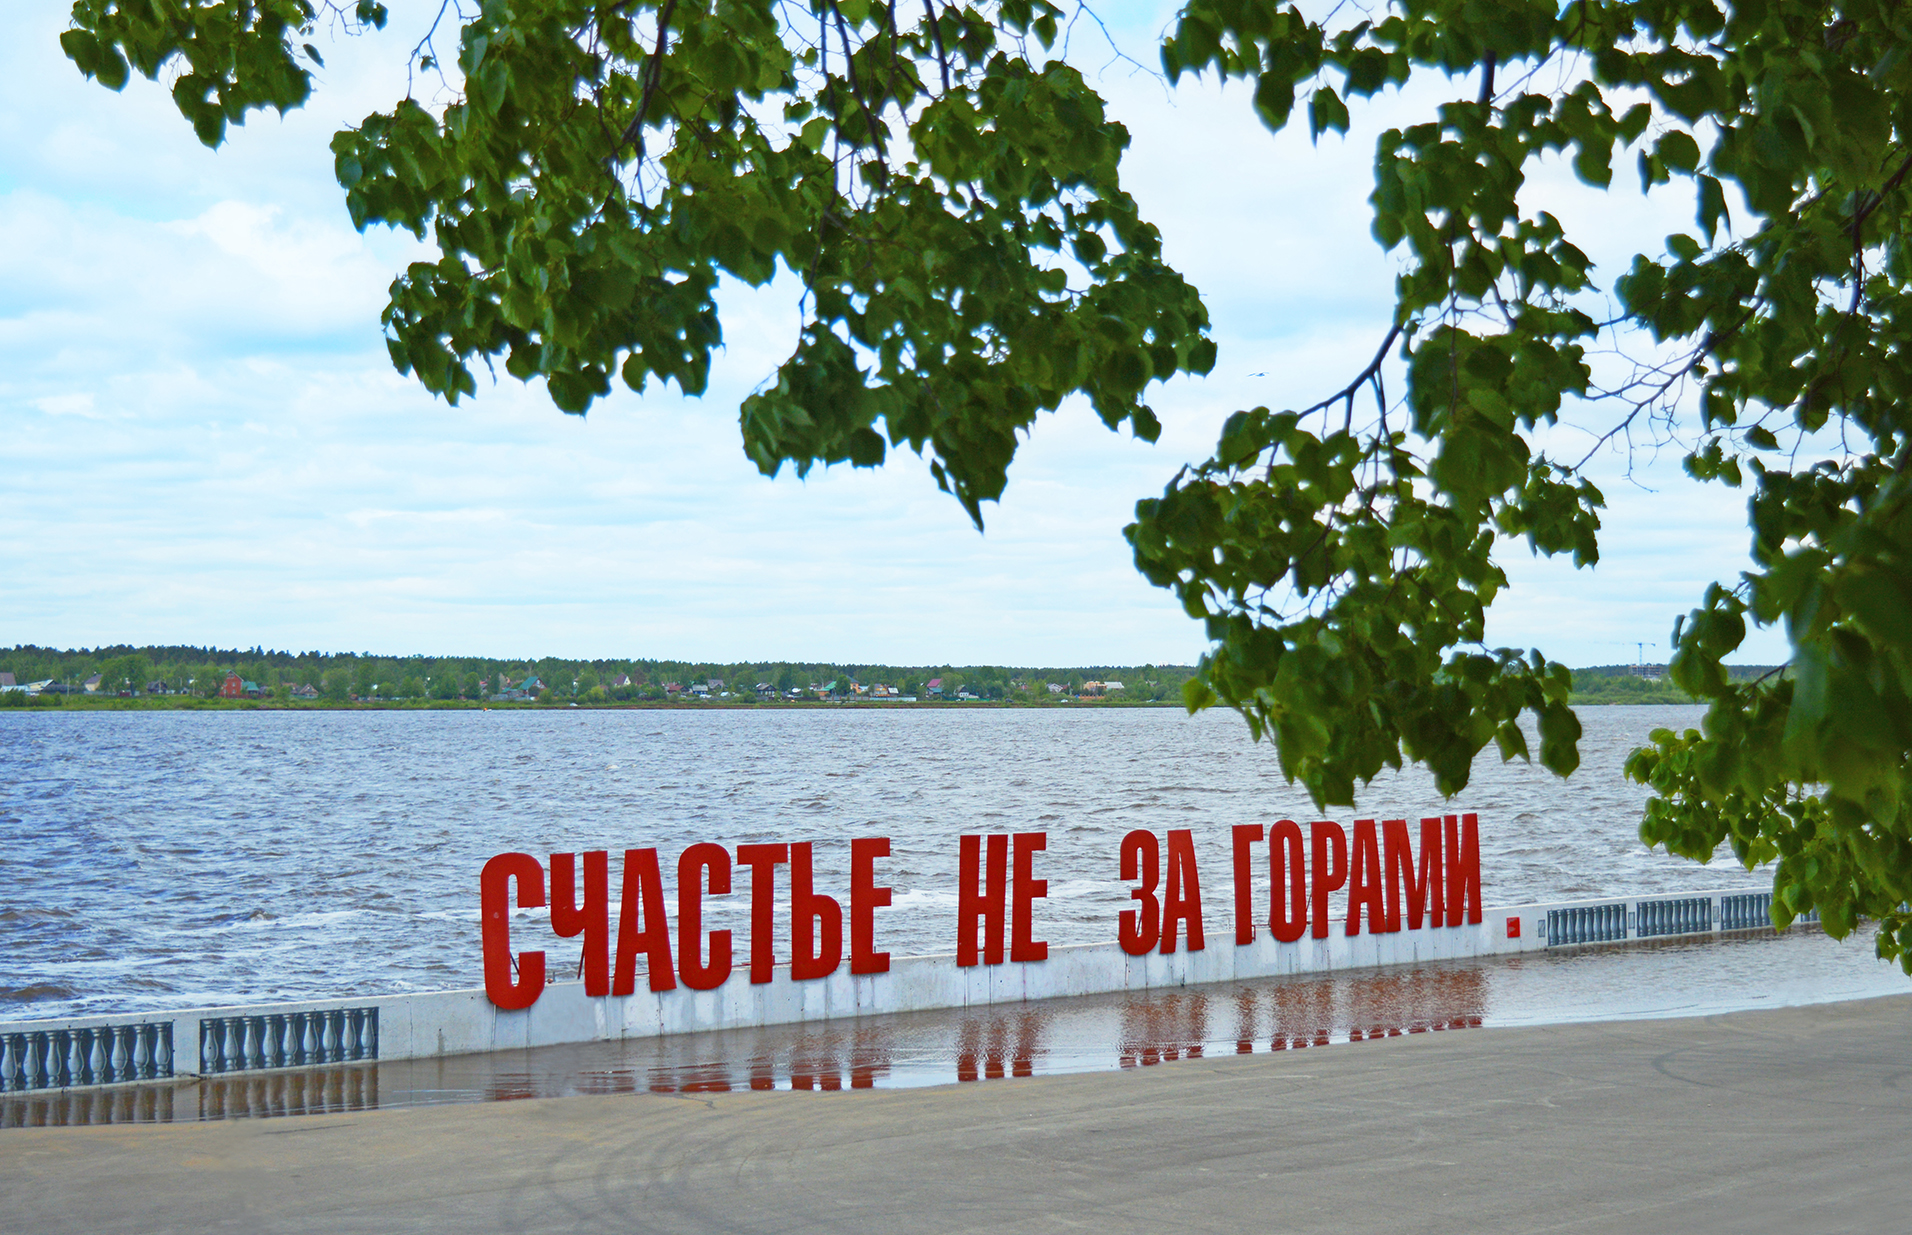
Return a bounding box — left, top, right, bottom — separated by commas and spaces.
1696, 176, 1729, 242
1308, 86, 1349, 139
1253, 72, 1296, 131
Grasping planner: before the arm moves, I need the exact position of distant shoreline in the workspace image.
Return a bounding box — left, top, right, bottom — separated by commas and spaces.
0, 695, 1705, 713
0, 696, 1183, 712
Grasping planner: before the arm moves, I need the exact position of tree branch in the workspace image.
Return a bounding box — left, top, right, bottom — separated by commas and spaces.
923, 0, 950, 93
832, 0, 888, 177
1296, 320, 1405, 424
617, 0, 680, 158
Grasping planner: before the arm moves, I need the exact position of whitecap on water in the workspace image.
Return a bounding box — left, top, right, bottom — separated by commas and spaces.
1, 703, 1779, 1020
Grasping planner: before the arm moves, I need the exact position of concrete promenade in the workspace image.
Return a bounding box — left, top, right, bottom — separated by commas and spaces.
6, 994, 1911, 1234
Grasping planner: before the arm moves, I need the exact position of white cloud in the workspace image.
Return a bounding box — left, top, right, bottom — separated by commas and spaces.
0, 0, 1787, 669
32, 392, 99, 418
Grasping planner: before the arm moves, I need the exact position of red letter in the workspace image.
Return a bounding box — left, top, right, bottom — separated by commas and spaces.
789, 842, 843, 981
984, 833, 1007, 963
1161, 828, 1205, 954
549, 850, 610, 995
1381, 820, 1422, 931
1344, 820, 1386, 936
1385, 819, 1446, 931
736, 843, 788, 983
1421, 818, 1447, 926
612, 848, 676, 994
1309, 821, 1347, 939
958, 834, 983, 966
1232, 823, 1263, 945
1268, 820, 1308, 943
1447, 814, 1482, 925
677, 843, 733, 991
482, 853, 546, 1010
850, 836, 892, 975
1118, 829, 1160, 955
1011, 832, 1049, 963
957, 834, 1009, 966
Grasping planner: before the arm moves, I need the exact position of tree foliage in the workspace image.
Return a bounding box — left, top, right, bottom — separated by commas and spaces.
1141, 0, 1912, 966
66, 0, 1212, 525
61, 0, 1912, 966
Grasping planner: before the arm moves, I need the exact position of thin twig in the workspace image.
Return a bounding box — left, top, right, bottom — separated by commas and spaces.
832, 0, 888, 176
1295, 321, 1405, 421
924, 0, 950, 93
617, 0, 681, 157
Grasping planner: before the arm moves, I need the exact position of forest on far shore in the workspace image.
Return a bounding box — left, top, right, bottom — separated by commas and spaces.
0, 645, 1195, 706
0, 645, 1783, 710
1567, 664, 1782, 705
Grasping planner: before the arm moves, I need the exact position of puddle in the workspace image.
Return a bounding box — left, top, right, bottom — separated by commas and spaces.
4, 924, 1902, 1127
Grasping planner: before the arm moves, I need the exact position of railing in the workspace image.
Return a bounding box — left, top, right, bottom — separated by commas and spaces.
0, 888, 1840, 1098
1546, 903, 1630, 946
1720, 892, 1821, 931
198, 1008, 379, 1075
1541, 892, 1829, 948
1637, 897, 1712, 937
0, 1022, 172, 1092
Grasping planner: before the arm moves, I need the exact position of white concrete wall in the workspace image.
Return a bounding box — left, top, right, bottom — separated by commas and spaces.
1, 888, 1782, 1084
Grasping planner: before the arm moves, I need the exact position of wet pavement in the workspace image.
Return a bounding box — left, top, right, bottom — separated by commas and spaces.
4, 922, 1900, 1127
10, 994, 1912, 1235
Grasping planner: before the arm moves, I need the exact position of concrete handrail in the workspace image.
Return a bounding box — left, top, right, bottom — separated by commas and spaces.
0, 888, 1811, 1094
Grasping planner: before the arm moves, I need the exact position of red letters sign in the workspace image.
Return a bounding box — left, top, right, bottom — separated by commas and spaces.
481, 815, 1487, 1009
1228, 814, 1484, 944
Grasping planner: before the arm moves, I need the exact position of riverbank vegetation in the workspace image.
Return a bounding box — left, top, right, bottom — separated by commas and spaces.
0, 645, 1197, 707
3, 645, 1786, 711
1565, 665, 1781, 706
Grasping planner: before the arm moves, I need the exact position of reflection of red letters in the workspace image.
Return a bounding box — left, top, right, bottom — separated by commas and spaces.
612, 848, 676, 994
790, 842, 843, 980
1268, 820, 1308, 943
850, 836, 892, 975
1309, 821, 1348, 939
677, 843, 733, 990
956, 834, 1010, 966
1345, 820, 1387, 936
549, 850, 610, 995
1447, 813, 1482, 925
482, 853, 546, 1010
1161, 828, 1205, 954
1118, 829, 1160, 955
1011, 832, 1049, 963
1232, 824, 1263, 945
735, 843, 788, 983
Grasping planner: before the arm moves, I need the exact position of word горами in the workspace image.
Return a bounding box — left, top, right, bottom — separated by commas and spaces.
480, 816, 1485, 1010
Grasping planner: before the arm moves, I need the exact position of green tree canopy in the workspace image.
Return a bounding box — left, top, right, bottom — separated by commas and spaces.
62, 0, 1912, 967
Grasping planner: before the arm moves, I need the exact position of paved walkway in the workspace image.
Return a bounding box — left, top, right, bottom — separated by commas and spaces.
6, 994, 1911, 1234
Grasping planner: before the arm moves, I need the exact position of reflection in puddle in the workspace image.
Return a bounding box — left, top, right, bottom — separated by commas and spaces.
3, 925, 1894, 1127
0, 960, 1493, 1125
2, 1065, 378, 1128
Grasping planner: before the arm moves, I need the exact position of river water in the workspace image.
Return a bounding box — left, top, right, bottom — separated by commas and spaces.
0, 703, 1882, 1022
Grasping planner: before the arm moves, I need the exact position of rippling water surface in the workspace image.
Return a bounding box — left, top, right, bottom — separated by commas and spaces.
0, 704, 1800, 1020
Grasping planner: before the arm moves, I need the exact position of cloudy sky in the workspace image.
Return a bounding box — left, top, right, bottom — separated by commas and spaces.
0, 0, 1784, 667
